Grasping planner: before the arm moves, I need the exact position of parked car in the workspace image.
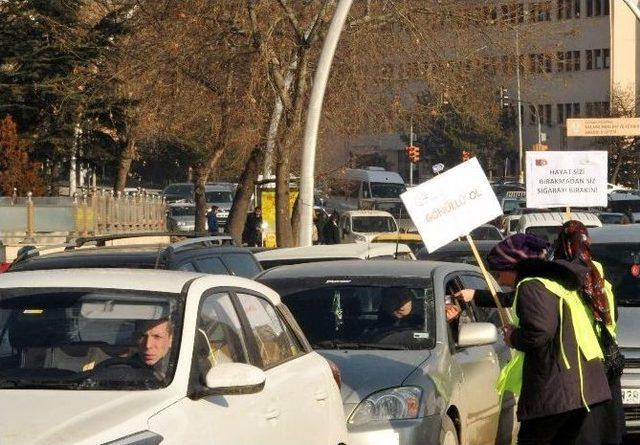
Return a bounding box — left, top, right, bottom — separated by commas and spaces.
166, 202, 196, 232
417, 240, 500, 267
589, 224, 640, 432
257, 260, 515, 445
371, 233, 424, 254
339, 210, 399, 243
255, 242, 415, 270
163, 184, 234, 226
516, 211, 602, 243
9, 235, 263, 279
597, 212, 630, 225
162, 182, 194, 203
0, 269, 348, 445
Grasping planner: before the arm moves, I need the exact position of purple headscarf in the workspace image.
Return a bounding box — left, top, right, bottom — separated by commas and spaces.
486, 234, 549, 271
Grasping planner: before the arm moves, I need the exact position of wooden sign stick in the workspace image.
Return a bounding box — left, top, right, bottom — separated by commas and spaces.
565, 206, 572, 222
466, 234, 512, 327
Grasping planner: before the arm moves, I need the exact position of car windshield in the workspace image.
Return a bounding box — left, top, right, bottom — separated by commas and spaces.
525, 226, 562, 243
469, 226, 503, 240
164, 185, 192, 196
370, 182, 406, 199
205, 191, 233, 203
0, 289, 182, 390
503, 199, 525, 214
352, 216, 397, 233
599, 214, 624, 224
609, 199, 640, 214
281, 285, 434, 350
591, 243, 640, 307
169, 206, 196, 216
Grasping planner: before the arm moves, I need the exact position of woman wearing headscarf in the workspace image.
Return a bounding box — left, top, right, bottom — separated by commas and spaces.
457, 233, 611, 445
553, 221, 625, 445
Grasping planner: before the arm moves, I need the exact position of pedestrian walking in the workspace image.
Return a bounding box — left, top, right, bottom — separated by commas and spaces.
207, 205, 219, 235
552, 221, 625, 445
457, 234, 611, 445
323, 212, 341, 245
314, 209, 326, 245
242, 207, 263, 247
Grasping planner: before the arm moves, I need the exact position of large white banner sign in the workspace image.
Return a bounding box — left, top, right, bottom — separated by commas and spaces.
400, 158, 502, 252
526, 151, 608, 209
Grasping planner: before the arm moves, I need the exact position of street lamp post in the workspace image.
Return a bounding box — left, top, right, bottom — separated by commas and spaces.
515, 27, 524, 184
298, 0, 353, 247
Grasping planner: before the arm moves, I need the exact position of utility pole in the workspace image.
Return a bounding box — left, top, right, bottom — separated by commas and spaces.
298, 0, 353, 247
515, 27, 524, 184
409, 119, 414, 186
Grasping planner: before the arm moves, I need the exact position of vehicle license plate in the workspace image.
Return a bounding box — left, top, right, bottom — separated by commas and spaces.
622, 389, 640, 405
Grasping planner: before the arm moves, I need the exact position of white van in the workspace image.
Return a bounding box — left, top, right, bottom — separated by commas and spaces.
339, 210, 399, 243
517, 212, 602, 243
327, 167, 406, 214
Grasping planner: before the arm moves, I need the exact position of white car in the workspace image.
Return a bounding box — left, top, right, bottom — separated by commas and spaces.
516, 211, 602, 243
0, 269, 348, 445
255, 242, 415, 270
339, 210, 399, 243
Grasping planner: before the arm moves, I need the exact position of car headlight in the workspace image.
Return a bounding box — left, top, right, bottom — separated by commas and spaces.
102, 430, 163, 445
348, 387, 422, 425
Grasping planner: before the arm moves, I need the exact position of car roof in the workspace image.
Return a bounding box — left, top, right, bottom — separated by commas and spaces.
0, 268, 202, 293
258, 259, 477, 281
9, 244, 254, 271
589, 224, 640, 243
0, 269, 281, 304
416, 240, 499, 258
518, 212, 602, 228
344, 210, 394, 217
344, 168, 405, 184
254, 243, 413, 261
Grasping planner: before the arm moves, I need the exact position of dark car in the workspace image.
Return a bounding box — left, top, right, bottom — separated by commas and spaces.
8, 236, 263, 278
416, 240, 500, 266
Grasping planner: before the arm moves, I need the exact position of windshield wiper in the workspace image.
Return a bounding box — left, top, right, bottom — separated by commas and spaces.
312, 340, 408, 350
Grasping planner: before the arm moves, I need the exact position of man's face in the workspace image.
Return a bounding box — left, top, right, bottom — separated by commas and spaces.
255, 208, 261, 217
138, 320, 173, 366
392, 299, 412, 319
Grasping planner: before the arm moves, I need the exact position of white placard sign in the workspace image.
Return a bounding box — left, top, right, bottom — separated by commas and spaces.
400, 158, 502, 252
525, 151, 608, 208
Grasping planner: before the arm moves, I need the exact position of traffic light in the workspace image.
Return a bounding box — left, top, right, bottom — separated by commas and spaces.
499, 87, 510, 109
406, 145, 420, 163
462, 150, 472, 161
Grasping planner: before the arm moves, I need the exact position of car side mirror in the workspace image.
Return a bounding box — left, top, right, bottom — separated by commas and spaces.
203, 362, 266, 396
457, 322, 498, 348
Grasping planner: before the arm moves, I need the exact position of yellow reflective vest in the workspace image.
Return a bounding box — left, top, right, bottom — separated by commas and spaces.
496, 277, 604, 410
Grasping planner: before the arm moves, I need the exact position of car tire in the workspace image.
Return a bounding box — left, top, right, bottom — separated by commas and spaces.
440, 415, 459, 445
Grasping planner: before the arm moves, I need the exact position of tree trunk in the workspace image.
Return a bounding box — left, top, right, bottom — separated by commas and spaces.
227, 145, 264, 244
290, 193, 301, 246
193, 164, 209, 233
275, 157, 294, 247
114, 138, 136, 193
611, 151, 624, 185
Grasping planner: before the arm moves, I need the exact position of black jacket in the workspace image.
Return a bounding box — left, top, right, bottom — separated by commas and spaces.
476, 259, 611, 421
323, 221, 341, 245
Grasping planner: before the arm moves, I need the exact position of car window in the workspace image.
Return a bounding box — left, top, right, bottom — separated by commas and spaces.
352, 216, 397, 233
236, 293, 302, 369
222, 253, 262, 278
444, 276, 476, 345
280, 285, 434, 350
195, 257, 229, 274
178, 262, 197, 272
591, 243, 640, 306
459, 274, 501, 326
194, 292, 247, 379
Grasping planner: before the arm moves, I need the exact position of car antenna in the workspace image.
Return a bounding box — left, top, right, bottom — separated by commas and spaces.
394, 204, 403, 259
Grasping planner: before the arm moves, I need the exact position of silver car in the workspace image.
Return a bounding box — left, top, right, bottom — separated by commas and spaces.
589, 224, 640, 432
258, 260, 516, 445
166, 202, 196, 232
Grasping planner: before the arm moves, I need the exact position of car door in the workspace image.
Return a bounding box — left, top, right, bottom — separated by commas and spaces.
235, 292, 332, 445
154, 291, 282, 445
458, 273, 515, 445
445, 273, 501, 445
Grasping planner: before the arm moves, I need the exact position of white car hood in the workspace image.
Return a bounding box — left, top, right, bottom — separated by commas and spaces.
0, 390, 182, 445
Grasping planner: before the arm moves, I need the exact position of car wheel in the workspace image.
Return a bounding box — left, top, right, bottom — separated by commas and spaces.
440, 415, 459, 445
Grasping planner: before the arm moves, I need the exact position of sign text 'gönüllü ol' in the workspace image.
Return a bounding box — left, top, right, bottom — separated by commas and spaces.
400, 158, 502, 252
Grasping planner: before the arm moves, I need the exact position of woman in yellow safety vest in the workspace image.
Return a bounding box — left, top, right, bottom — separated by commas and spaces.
552, 221, 625, 445
457, 233, 611, 445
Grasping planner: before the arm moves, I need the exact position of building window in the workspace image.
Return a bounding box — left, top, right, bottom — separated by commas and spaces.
557, 50, 581, 72
530, 104, 552, 125
502, 3, 525, 23
587, 0, 609, 16
586, 48, 609, 70
530, 53, 552, 73
530, 1, 552, 21
558, 0, 579, 19
573, 50, 581, 71
586, 101, 610, 117
557, 102, 581, 124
